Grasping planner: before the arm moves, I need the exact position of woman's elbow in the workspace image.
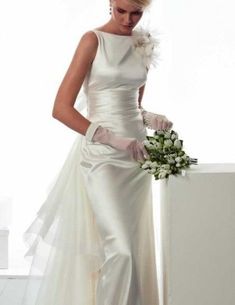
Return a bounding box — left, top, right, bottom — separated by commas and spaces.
52, 103, 61, 119
52, 106, 58, 119
52, 102, 72, 120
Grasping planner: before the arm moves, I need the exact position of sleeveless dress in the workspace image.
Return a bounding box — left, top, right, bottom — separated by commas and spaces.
20, 28, 160, 305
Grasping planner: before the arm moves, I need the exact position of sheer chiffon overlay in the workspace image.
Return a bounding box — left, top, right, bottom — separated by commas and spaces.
20, 27, 160, 305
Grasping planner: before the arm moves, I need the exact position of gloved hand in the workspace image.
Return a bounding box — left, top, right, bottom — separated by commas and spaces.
140, 106, 173, 130
85, 122, 149, 162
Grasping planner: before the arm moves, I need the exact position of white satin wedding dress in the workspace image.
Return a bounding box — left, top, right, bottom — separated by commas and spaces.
20, 27, 160, 305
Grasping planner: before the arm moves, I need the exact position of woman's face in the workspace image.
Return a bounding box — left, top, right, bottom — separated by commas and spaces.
110, 0, 144, 34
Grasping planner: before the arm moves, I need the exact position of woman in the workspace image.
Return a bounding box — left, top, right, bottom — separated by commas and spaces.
21, 0, 173, 305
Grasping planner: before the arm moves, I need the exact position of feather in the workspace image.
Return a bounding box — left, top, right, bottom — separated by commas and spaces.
132, 24, 161, 70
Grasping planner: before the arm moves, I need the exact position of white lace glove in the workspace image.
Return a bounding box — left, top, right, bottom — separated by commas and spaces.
140, 106, 173, 130
85, 122, 149, 162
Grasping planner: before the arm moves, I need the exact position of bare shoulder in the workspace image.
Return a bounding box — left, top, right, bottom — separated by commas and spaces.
65, 30, 99, 68
76, 30, 98, 62
80, 30, 98, 46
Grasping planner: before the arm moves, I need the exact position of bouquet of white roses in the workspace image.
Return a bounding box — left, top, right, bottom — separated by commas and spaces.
140, 129, 198, 180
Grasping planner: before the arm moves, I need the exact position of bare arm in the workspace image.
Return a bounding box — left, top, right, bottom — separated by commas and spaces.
52, 31, 98, 135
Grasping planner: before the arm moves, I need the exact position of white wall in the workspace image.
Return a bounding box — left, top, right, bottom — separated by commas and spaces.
0, 0, 235, 272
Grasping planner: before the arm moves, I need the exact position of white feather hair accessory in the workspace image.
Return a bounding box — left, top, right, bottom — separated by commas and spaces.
132, 24, 161, 71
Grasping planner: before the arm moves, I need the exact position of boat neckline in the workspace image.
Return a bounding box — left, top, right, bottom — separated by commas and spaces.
93, 29, 134, 37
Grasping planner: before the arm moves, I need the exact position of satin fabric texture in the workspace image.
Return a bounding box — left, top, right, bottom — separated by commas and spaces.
20, 29, 160, 305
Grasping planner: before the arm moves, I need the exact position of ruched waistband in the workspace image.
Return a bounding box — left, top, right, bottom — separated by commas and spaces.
85, 89, 146, 140
87, 89, 139, 118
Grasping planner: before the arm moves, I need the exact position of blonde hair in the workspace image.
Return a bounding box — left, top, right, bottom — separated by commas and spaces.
127, 0, 151, 9
111, 0, 152, 9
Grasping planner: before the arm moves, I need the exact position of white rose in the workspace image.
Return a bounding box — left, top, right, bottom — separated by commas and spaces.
155, 142, 162, 148
143, 141, 154, 149
171, 132, 178, 140
164, 131, 171, 139
158, 170, 168, 179
150, 161, 158, 168
175, 156, 182, 162
182, 154, 189, 160
162, 164, 170, 170
164, 139, 173, 147
168, 158, 175, 164
174, 139, 182, 149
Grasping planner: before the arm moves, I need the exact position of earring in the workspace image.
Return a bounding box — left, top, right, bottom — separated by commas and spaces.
109, 6, 112, 15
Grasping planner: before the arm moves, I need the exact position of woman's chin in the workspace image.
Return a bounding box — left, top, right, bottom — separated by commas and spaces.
120, 25, 134, 34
